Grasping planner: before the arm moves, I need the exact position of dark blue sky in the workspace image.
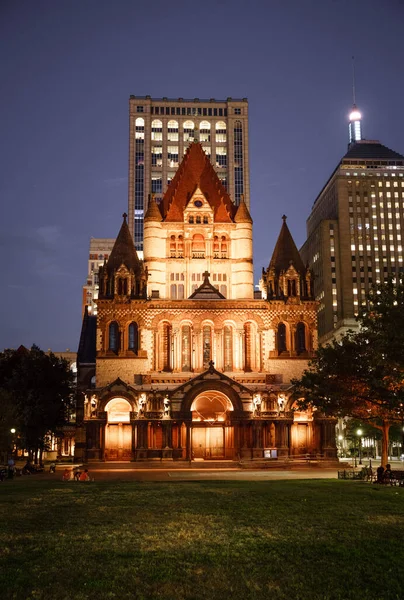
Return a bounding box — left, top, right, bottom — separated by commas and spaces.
1, 0, 403, 351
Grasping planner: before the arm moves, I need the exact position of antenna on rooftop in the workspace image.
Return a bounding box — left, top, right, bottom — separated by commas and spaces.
351, 55, 356, 105
348, 55, 362, 147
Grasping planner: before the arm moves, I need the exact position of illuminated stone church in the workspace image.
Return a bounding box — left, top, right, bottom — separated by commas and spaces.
76, 141, 337, 463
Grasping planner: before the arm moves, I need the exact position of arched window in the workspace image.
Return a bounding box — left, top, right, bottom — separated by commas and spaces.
244, 323, 252, 371
171, 284, 177, 299
117, 278, 128, 295
167, 120, 179, 142
109, 322, 119, 353
151, 119, 163, 141
181, 325, 192, 371
215, 121, 227, 143
277, 323, 287, 355
199, 120, 210, 143
128, 322, 139, 353
213, 236, 219, 258
202, 325, 212, 368
178, 236, 184, 257
296, 322, 306, 355
287, 279, 297, 296
192, 234, 205, 258
183, 120, 194, 143
170, 235, 176, 257
221, 235, 228, 258
162, 323, 173, 371
223, 326, 233, 371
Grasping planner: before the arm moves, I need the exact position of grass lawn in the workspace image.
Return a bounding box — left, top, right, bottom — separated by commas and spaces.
1, 479, 403, 600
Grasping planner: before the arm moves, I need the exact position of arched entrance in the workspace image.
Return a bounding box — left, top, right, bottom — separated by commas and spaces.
104, 398, 132, 461
190, 391, 233, 459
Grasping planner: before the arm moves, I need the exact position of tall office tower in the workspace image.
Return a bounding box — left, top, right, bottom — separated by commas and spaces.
127, 96, 250, 250
301, 107, 404, 343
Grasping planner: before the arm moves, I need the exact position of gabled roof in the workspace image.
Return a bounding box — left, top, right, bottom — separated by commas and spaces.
188, 271, 226, 300
106, 213, 141, 274
161, 141, 235, 222
268, 216, 306, 275
344, 141, 404, 161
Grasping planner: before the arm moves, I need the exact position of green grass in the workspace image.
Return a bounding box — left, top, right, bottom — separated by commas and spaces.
1, 479, 403, 600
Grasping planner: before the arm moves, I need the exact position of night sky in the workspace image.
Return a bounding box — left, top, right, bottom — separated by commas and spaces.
1, 0, 403, 352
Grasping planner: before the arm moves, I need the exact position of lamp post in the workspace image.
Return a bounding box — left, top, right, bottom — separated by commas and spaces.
357, 428, 363, 466
10, 428, 16, 459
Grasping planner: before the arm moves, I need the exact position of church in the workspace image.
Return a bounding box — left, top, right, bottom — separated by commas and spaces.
75, 141, 337, 463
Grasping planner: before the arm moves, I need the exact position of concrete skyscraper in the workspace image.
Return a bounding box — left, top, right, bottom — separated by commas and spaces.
127, 96, 250, 250
301, 103, 404, 342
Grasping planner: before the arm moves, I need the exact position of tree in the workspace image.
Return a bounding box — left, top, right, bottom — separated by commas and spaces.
0, 389, 17, 462
293, 279, 404, 466
0, 345, 75, 462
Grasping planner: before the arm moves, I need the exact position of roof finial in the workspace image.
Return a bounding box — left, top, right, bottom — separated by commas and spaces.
122, 212, 127, 222
240, 193, 245, 203
282, 214, 287, 222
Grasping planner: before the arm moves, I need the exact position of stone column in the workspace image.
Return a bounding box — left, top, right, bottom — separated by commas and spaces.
275, 422, 289, 457
186, 423, 191, 460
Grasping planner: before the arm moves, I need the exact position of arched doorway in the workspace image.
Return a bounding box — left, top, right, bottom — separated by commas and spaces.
104, 398, 132, 461
190, 391, 233, 459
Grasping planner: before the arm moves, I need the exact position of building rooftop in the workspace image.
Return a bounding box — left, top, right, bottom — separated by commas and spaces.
343, 140, 404, 160
129, 96, 248, 103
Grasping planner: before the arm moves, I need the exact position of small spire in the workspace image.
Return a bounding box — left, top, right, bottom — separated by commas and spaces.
122, 212, 127, 222
203, 270, 210, 283
282, 214, 287, 222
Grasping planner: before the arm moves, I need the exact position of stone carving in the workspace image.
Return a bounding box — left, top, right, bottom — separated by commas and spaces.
138, 393, 147, 416
277, 394, 286, 412
253, 393, 262, 416
163, 395, 171, 418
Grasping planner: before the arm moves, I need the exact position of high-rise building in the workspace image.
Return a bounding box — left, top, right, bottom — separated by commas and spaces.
127, 96, 250, 250
301, 105, 404, 343
82, 238, 115, 316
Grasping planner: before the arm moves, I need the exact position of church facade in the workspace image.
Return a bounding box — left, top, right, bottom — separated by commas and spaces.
76, 141, 337, 463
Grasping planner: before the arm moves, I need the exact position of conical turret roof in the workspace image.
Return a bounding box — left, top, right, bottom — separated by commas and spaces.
268, 216, 305, 275
106, 213, 141, 274
161, 141, 235, 222
234, 196, 252, 223
144, 197, 162, 221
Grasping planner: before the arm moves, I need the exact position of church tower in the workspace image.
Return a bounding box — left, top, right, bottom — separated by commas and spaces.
143, 141, 253, 300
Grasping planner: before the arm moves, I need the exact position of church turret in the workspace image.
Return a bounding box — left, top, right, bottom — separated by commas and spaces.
232, 195, 254, 299
143, 196, 165, 298
260, 215, 313, 301
99, 213, 147, 300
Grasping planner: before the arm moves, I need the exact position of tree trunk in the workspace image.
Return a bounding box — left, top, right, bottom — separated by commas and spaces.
381, 420, 390, 466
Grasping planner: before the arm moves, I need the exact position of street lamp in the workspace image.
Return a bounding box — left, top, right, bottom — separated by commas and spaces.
10, 428, 16, 434
357, 428, 363, 466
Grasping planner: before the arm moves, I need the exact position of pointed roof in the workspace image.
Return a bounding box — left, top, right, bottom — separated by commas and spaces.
188, 271, 225, 300
144, 197, 162, 221
268, 216, 306, 275
234, 196, 252, 223
106, 213, 141, 274
77, 306, 97, 364
161, 142, 235, 222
